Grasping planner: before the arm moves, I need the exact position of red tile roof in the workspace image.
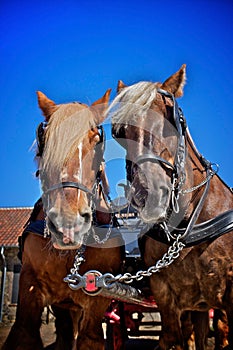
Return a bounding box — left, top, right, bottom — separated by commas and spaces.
0, 208, 32, 246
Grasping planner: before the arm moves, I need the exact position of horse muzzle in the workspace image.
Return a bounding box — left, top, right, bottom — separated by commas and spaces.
47, 208, 92, 250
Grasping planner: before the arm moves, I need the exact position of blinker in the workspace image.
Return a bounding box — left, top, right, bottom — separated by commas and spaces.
36, 121, 47, 157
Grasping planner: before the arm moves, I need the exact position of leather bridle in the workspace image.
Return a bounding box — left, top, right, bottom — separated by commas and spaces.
36, 122, 104, 199
112, 87, 219, 242
133, 88, 187, 192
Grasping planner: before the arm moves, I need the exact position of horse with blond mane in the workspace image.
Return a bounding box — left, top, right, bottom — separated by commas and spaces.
111, 65, 233, 349
3, 90, 123, 350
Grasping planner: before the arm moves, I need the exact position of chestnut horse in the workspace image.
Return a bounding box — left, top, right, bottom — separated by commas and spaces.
2, 91, 123, 350
110, 65, 233, 349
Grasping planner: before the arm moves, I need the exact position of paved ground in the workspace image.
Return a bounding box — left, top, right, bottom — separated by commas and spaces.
0, 322, 159, 349
0, 321, 215, 349
0, 322, 56, 348
0, 322, 158, 349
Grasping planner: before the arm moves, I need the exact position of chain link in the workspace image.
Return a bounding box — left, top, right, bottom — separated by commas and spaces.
107, 234, 185, 284
181, 164, 218, 195
70, 246, 86, 275
65, 234, 185, 290
92, 221, 113, 244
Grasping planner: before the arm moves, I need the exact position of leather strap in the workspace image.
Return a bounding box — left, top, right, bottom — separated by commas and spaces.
44, 181, 93, 195
145, 209, 233, 247
135, 153, 175, 171
178, 167, 212, 240
183, 209, 233, 246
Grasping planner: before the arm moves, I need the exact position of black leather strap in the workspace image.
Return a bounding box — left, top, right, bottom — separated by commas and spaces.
44, 181, 93, 195
145, 209, 233, 247
132, 89, 186, 189
183, 209, 233, 246
135, 153, 175, 171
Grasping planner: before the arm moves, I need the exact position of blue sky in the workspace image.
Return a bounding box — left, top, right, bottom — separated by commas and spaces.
0, 0, 232, 207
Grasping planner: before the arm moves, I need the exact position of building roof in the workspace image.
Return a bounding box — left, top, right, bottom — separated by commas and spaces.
0, 207, 32, 246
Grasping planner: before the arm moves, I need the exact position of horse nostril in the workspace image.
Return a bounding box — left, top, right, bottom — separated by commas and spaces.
160, 186, 169, 203
81, 211, 91, 223
132, 187, 147, 208
156, 186, 169, 207
48, 208, 58, 223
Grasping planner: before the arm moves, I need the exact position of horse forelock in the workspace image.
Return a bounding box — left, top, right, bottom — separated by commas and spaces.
110, 81, 158, 132
40, 103, 96, 176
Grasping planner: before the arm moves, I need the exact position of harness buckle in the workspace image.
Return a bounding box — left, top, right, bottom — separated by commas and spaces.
81, 270, 104, 296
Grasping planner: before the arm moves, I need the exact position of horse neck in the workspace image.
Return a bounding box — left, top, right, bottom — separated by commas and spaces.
199, 174, 233, 222
184, 134, 233, 222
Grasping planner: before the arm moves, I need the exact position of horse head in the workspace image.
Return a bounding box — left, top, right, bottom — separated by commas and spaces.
111, 65, 195, 225
36, 89, 111, 249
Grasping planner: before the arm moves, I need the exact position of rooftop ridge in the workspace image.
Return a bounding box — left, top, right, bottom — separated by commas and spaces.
0, 207, 33, 210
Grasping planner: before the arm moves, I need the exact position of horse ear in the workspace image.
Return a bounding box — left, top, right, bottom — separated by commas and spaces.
161, 64, 186, 98
117, 80, 127, 93
36, 91, 56, 121
91, 89, 111, 124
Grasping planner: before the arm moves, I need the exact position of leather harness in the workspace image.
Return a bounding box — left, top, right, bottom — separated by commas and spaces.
112, 87, 233, 248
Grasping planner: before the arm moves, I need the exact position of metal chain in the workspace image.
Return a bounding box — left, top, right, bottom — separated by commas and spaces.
91, 170, 116, 244
70, 246, 86, 275
65, 234, 185, 290
92, 222, 113, 244
107, 234, 185, 285
181, 164, 218, 195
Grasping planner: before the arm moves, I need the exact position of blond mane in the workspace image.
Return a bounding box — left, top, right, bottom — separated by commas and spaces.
109, 81, 159, 132
40, 103, 96, 176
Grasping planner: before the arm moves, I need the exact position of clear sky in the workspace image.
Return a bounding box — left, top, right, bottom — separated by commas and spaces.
0, 0, 232, 207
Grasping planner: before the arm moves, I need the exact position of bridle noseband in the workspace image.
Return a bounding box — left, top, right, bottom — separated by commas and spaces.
135, 154, 176, 172
43, 181, 94, 196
